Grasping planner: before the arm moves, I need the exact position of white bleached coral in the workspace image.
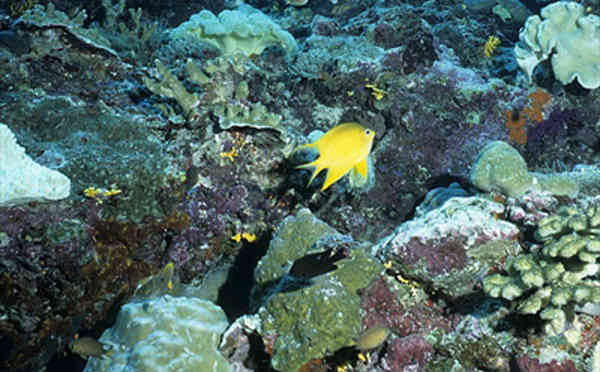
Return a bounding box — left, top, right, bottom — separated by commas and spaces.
0, 123, 71, 206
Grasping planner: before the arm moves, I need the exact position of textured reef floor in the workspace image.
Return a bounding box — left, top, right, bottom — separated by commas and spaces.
1, 0, 600, 371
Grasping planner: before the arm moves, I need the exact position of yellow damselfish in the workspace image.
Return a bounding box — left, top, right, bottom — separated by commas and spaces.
295, 122, 375, 191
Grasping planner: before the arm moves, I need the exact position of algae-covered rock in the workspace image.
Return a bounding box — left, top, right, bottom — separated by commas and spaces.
3, 93, 169, 222
372, 196, 520, 298
253, 208, 383, 372
252, 208, 337, 292
260, 279, 361, 372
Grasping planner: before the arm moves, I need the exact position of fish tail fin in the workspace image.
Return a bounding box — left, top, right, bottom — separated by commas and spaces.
296, 160, 324, 187
321, 166, 349, 191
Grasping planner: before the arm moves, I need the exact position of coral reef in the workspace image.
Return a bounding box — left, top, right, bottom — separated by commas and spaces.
2, 0, 600, 370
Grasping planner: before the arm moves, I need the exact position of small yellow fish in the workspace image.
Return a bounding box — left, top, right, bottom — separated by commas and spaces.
354, 325, 390, 350
295, 122, 375, 191
70, 336, 109, 358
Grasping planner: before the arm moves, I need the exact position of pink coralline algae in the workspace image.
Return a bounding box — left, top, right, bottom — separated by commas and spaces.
361, 277, 455, 337
515, 355, 577, 372
360, 278, 455, 371
371, 197, 520, 298
506, 190, 559, 226
399, 236, 469, 276
382, 334, 435, 371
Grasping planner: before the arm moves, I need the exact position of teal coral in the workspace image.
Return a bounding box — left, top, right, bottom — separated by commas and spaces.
484, 202, 600, 335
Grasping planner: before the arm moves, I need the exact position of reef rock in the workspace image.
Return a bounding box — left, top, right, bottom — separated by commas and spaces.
372, 196, 520, 298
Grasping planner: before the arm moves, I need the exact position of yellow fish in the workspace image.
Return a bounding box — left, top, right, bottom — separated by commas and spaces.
354, 325, 389, 350
295, 122, 375, 191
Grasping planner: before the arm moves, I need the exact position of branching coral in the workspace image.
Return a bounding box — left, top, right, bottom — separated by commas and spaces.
484, 202, 600, 335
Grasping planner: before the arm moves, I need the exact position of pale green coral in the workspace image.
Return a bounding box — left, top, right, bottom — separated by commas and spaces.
484, 202, 600, 335
515, 2, 600, 89
143, 59, 200, 119
170, 4, 297, 58
470, 141, 600, 198
469, 141, 579, 197
215, 101, 283, 137
536, 205, 600, 240
483, 273, 523, 300
144, 56, 286, 138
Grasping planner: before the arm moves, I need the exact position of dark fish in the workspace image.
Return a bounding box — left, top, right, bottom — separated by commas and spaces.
289, 247, 348, 280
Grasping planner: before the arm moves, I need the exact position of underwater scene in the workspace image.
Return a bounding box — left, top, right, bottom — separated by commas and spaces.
2, 0, 600, 371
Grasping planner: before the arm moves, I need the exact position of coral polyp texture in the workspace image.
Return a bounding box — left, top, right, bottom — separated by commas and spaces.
484, 201, 600, 335
83, 294, 232, 372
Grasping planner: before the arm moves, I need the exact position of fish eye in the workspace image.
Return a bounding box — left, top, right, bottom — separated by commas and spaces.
365, 129, 372, 136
